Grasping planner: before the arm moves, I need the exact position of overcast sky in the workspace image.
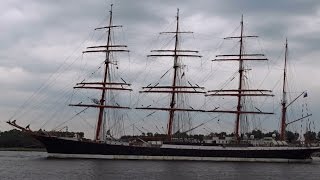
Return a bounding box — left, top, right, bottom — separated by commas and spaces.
1, 0, 320, 137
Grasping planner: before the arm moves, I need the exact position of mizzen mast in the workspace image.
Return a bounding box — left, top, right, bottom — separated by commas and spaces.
207, 16, 273, 139
280, 39, 288, 141
69, 4, 132, 141
136, 9, 204, 140
278, 39, 314, 140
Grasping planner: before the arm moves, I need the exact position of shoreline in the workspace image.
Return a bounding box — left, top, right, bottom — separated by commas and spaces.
0, 147, 46, 152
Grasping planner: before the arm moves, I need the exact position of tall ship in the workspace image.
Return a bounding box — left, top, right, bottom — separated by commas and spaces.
7, 5, 320, 162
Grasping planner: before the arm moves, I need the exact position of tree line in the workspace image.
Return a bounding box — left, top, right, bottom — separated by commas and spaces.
0, 129, 84, 148
0, 129, 43, 148
120, 130, 320, 143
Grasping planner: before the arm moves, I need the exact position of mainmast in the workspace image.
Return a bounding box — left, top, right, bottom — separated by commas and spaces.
168, 9, 181, 139
207, 16, 273, 139
235, 16, 245, 138
136, 9, 204, 140
69, 4, 132, 141
280, 39, 288, 141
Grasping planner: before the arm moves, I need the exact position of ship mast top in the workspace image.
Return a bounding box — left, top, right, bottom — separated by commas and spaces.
207, 16, 273, 139
69, 4, 132, 141
136, 9, 204, 140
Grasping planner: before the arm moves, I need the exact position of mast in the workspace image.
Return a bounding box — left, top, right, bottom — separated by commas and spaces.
167, 9, 180, 139
278, 39, 314, 140
96, 4, 113, 141
207, 16, 273, 139
235, 15, 245, 138
136, 9, 204, 140
69, 4, 131, 141
280, 39, 288, 141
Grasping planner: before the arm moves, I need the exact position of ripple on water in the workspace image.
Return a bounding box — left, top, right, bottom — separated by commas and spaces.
1, 151, 320, 180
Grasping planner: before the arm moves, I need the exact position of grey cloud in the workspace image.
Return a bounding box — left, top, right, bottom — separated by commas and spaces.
1, 0, 319, 135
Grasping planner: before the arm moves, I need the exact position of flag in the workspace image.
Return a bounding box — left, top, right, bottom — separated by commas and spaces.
303, 92, 308, 98
92, 98, 100, 104
181, 72, 185, 77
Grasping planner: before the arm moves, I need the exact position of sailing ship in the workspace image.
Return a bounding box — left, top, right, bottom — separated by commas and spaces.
7, 5, 320, 162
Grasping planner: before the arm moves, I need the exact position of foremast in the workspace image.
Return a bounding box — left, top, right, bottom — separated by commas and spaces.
207, 16, 273, 139
136, 9, 204, 140
69, 4, 131, 141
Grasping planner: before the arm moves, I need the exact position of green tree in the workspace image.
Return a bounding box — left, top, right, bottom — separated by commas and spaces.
285, 131, 299, 143
304, 131, 316, 142
0, 129, 43, 148
317, 131, 320, 139
250, 130, 263, 139
264, 130, 280, 140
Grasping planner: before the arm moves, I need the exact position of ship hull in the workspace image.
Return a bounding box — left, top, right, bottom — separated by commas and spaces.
33, 134, 319, 163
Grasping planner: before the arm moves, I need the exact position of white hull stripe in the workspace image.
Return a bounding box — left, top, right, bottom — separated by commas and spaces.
48, 153, 312, 163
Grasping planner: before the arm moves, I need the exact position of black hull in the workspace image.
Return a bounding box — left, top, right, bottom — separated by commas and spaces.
33, 135, 320, 162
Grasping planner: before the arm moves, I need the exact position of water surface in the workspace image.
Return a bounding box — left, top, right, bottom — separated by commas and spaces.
0, 151, 319, 180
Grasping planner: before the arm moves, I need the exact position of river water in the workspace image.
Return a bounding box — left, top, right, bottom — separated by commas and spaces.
0, 151, 320, 180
